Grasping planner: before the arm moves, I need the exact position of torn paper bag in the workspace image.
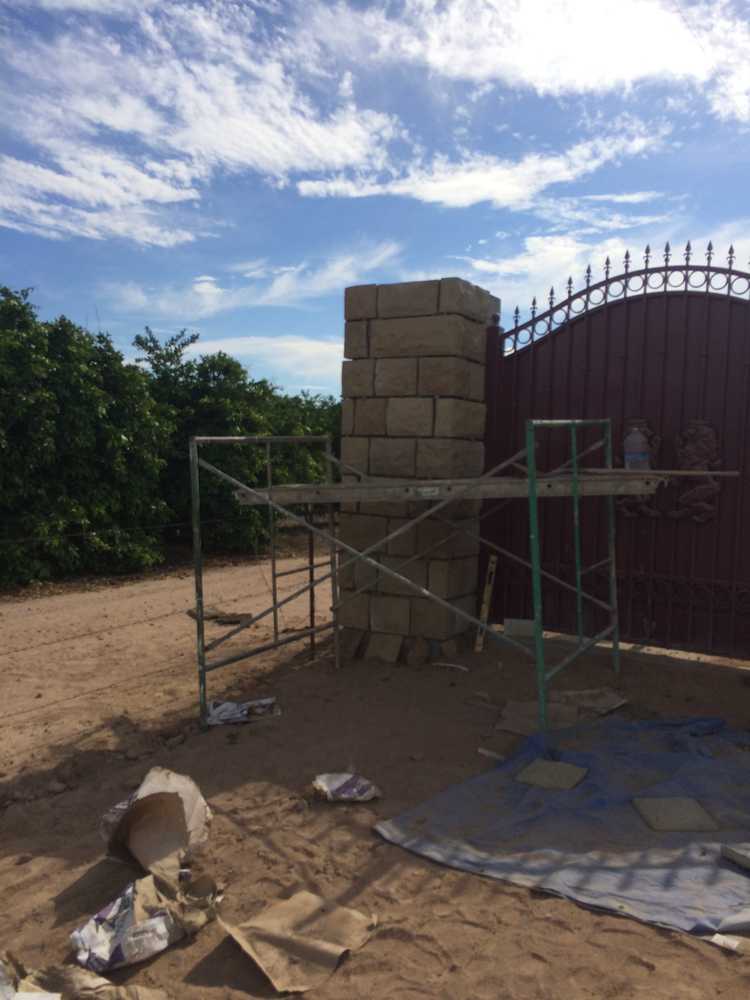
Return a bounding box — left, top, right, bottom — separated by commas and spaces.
100, 768, 211, 884
312, 773, 381, 802
222, 890, 374, 993
71, 872, 218, 974
21, 967, 167, 999
206, 698, 279, 726
71, 876, 183, 973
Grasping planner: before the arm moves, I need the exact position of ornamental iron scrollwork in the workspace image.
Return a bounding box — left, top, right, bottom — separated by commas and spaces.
504, 242, 750, 354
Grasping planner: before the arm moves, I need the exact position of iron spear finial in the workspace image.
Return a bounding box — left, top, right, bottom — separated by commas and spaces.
684, 240, 692, 265
604, 256, 611, 279
664, 241, 671, 266
644, 244, 651, 269
624, 249, 631, 273
706, 240, 714, 266
728, 244, 736, 269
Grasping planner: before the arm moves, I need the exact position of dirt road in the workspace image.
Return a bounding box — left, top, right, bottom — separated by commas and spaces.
1, 560, 750, 998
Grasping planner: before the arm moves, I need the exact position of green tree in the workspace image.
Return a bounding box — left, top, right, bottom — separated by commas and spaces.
0, 289, 169, 583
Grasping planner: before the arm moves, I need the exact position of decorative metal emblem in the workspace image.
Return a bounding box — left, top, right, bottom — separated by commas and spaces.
668, 420, 722, 523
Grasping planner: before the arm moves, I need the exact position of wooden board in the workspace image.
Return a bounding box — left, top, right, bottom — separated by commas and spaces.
233, 474, 665, 506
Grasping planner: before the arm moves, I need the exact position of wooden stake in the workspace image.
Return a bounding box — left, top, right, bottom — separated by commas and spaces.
474, 554, 498, 653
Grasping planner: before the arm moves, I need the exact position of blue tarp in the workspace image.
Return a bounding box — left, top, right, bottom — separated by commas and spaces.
376, 718, 750, 935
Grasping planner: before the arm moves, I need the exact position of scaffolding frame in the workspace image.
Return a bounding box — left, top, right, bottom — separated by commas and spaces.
189, 422, 663, 731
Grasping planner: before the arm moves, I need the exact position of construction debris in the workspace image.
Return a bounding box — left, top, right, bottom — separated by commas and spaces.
71, 876, 183, 973
222, 890, 374, 993
2, 952, 170, 998
312, 773, 381, 802
633, 796, 719, 832
206, 698, 279, 726
100, 768, 211, 884
515, 758, 588, 790
71, 873, 219, 974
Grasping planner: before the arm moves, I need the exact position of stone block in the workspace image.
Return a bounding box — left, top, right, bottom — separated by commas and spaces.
344, 320, 368, 358
354, 398, 387, 436
438, 637, 460, 659
434, 398, 487, 439
418, 357, 485, 401
386, 517, 418, 556
386, 397, 434, 437
340, 436, 369, 476
370, 594, 411, 634
416, 439, 484, 478
338, 512, 388, 550
439, 277, 500, 323
339, 627, 365, 659
341, 397, 354, 435
379, 555, 428, 596
402, 635, 430, 666
370, 437, 416, 477
374, 358, 418, 396
417, 518, 480, 558
369, 316, 485, 362
364, 632, 403, 663
428, 556, 479, 598
337, 590, 370, 630
338, 552, 379, 591
411, 593, 476, 640
342, 359, 374, 397
345, 284, 377, 320
377, 280, 439, 318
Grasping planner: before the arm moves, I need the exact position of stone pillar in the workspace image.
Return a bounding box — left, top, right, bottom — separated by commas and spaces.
338, 278, 500, 663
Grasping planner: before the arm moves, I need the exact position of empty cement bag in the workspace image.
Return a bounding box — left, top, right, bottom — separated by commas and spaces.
100, 768, 211, 885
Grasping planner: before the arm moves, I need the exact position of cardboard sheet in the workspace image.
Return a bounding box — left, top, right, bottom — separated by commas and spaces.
516, 758, 588, 790
222, 890, 373, 993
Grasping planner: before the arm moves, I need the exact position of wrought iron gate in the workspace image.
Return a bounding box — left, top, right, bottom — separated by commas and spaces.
484, 243, 750, 658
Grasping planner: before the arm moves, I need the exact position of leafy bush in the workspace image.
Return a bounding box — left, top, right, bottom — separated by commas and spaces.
0, 289, 341, 585
0, 288, 169, 583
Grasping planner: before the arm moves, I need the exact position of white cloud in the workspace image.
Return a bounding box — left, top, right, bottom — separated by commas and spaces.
531, 196, 673, 236
301, 0, 750, 122
582, 191, 662, 204
185, 335, 342, 390
107, 241, 402, 319
0, 1, 399, 244
299, 122, 669, 209
457, 220, 750, 327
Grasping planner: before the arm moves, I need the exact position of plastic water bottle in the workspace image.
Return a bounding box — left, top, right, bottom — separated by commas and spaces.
624, 424, 650, 470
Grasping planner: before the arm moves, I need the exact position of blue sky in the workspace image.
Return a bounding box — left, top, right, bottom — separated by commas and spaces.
1, 0, 749, 395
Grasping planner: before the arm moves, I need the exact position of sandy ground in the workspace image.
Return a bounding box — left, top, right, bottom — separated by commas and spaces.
2, 557, 750, 999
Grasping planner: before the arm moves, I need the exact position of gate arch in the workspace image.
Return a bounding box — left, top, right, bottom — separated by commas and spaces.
484, 243, 750, 657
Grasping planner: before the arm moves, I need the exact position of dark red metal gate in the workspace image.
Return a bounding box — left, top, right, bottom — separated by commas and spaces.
483, 244, 750, 658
